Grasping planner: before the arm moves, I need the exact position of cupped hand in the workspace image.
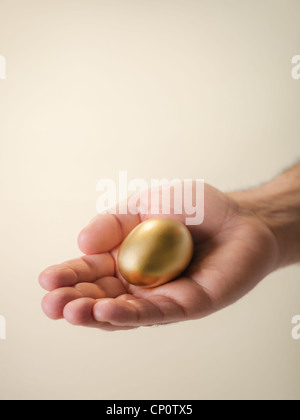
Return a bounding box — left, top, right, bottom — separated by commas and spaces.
39, 183, 279, 331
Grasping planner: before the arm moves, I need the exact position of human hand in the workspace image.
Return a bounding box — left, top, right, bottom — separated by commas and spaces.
39, 183, 279, 331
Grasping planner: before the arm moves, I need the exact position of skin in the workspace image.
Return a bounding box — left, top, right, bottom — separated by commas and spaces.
39, 165, 300, 331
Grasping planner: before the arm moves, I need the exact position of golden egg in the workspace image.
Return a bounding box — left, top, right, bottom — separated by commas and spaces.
117, 218, 194, 288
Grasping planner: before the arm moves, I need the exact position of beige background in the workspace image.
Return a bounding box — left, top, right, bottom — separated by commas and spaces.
0, 0, 300, 400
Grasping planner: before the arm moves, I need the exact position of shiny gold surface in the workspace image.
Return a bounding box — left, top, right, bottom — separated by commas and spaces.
117, 218, 194, 288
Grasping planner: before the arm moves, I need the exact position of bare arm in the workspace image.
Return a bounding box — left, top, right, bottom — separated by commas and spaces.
229, 163, 300, 268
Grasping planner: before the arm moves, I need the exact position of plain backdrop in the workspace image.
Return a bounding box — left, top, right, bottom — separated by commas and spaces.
0, 0, 299, 400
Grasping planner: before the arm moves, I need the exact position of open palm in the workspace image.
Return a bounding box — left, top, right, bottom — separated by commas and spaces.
39, 183, 278, 331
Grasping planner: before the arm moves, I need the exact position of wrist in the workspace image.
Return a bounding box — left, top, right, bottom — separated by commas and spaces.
228, 167, 300, 269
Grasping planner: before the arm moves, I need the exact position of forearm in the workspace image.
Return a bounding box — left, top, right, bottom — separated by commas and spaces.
228, 164, 300, 268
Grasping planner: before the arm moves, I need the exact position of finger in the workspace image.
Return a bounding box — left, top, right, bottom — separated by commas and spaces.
42, 288, 82, 320
75, 276, 127, 298
74, 283, 107, 299
116, 294, 139, 301
42, 277, 125, 320
41, 277, 129, 321
39, 253, 115, 291
63, 298, 136, 331
93, 295, 188, 327
78, 213, 140, 255
93, 276, 128, 297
